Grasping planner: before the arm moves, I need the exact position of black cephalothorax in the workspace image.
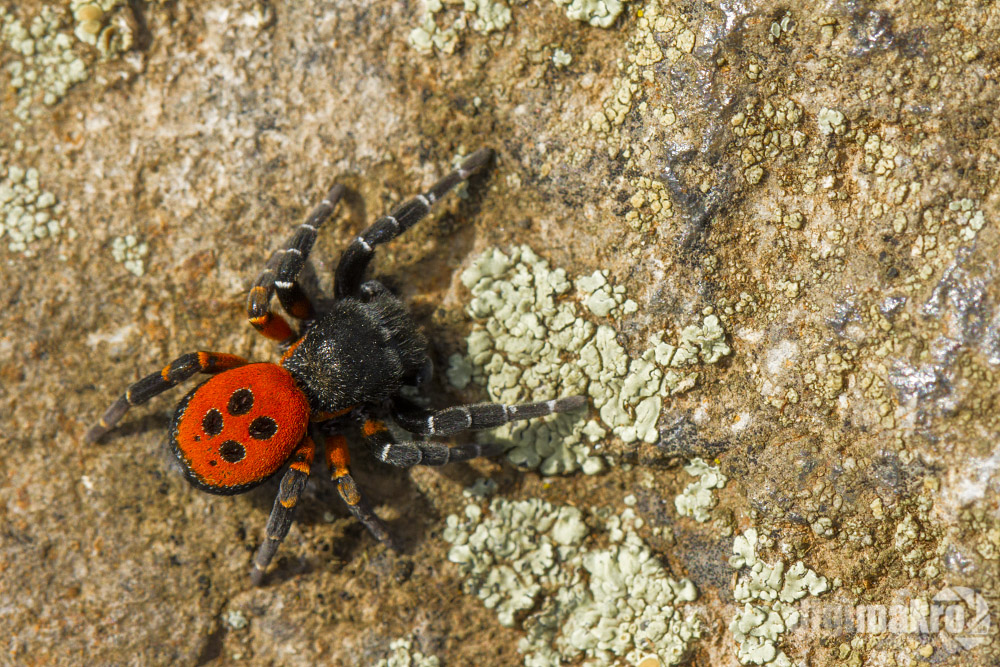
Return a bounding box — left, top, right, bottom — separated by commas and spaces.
282, 289, 427, 413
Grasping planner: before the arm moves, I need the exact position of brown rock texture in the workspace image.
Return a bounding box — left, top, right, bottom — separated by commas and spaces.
1, 0, 999, 665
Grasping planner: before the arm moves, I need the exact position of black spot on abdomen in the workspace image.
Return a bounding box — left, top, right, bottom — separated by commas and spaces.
219, 440, 246, 463
202, 408, 224, 436
249, 416, 277, 440
228, 389, 254, 416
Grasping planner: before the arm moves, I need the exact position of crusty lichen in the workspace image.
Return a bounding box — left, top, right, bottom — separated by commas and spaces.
0, 163, 70, 257
410, 0, 621, 54
728, 529, 830, 666
376, 637, 441, 667
408, 0, 513, 54
1, 3, 135, 126
70, 1, 133, 58
449, 245, 731, 474
552, 0, 625, 28
674, 457, 727, 523
816, 107, 845, 136
444, 498, 701, 665
1, 7, 89, 121
110, 234, 149, 277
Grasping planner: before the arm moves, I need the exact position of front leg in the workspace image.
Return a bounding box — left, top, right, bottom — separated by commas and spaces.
334, 148, 493, 299
247, 184, 345, 343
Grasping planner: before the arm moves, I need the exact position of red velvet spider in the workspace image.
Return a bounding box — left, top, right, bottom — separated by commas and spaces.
85, 148, 586, 585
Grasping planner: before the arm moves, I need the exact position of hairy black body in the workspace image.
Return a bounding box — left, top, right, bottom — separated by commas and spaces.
283, 290, 427, 412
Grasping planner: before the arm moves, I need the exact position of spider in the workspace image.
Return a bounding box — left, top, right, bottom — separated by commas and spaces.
85, 148, 586, 585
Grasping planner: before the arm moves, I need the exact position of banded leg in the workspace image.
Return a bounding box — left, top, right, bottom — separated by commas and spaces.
361, 418, 505, 468
334, 148, 494, 299
325, 433, 399, 550
247, 184, 346, 341
250, 436, 315, 586
85, 352, 248, 443
391, 395, 587, 437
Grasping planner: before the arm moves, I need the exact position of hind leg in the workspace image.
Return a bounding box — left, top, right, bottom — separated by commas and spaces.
250, 436, 316, 586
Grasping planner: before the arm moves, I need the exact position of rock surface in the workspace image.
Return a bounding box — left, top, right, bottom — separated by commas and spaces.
2, 0, 998, 665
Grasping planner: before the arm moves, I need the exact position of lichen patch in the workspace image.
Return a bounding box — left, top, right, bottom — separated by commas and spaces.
449, 245, 731, 474
444, 498, 701, 665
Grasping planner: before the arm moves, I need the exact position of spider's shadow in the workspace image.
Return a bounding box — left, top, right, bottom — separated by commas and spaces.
241, 436, 492, 583
102, 419, 485, 585
106, 412, 172, 441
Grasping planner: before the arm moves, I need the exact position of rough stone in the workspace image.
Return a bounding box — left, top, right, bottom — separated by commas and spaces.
3, 1, 1000, 665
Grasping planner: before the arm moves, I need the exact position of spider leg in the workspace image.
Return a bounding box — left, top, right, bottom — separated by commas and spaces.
390, 395, 587, 437
360, 417, 505, 468
334, 148, 494, 299
248, 184, 346, 343
250, 435, 316, 586
325, 431, 399, 550
84, 352, 248, 443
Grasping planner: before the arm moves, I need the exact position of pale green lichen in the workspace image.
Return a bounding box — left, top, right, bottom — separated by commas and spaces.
574, 270, 637, 318
767, 13, 795, 44
408, 0, 511, 54
0, 164, 70, 256
223, 610, 248, 630
728, 529, 830, 666
674, 27, 694, 53
462, 476, 499, 498
408, 0, 460, 54
445, 352, 474, 389
464, 0, 513, 33
552, 47, 572, 68
679, 314, 731, 364
444, 498, 701, 666
450, 246, 731, 473
729, 528, 758, 569
375, 637, 441, 667
1, 7, 89, 121
947, 197, 987, 242
816, 107, 845, 136
410, 0, 621, 54
111, 234, 149, 277
444, 499, 587, 628
674, 457, 727, 523
500, 412, 604, 475
583, 0, 687, 138
552, 0, 626, 28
